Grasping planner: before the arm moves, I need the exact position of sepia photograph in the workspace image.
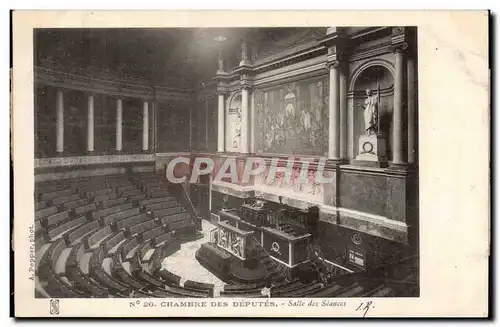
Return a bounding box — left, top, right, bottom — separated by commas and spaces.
12, 10, 489, 318
32, 26, 419, 300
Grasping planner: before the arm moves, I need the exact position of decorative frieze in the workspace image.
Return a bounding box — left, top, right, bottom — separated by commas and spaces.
34, 154, 155, 168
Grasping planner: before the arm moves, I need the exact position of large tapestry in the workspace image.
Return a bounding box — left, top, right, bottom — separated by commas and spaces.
254, 76, 329, 155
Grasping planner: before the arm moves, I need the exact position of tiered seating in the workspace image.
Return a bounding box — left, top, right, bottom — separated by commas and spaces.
100, 207, 141, 226
65, 221, 99, 245
137, 240, 152, 261
65, 243, 108, 297
152, 231, 173, 247
100, 198, 127, 209
141, 227, 164, 243
64, 199, 89, 210
73, 203, 96, 216
121, 237, 139, 260
51, 194, 80, 206
128, 220, 155, 237
104, 231, 126, 253
40, 189, 74, 202
86, 226, 113, 249
92, 204, 133, 221
42, 211, 70, 228
35, 206, 58, 221
47, 216, 88, 240
116, 213, 150, 231
35, 172, 244, 299
89, 245, 130, 295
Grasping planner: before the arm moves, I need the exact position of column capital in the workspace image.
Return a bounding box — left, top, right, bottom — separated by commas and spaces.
241, 83, 253, 91
390, 42, 409, 54
217, 88, 229, 96
326, 60, 341, 70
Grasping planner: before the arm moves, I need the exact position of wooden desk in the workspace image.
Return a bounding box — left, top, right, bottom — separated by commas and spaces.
261, 226, 311, 268
216, 220, 254, 260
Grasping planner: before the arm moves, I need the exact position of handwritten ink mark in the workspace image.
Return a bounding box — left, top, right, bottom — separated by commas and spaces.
355, 301, 373, 318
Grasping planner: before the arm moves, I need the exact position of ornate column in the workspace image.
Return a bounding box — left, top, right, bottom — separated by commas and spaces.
240, 86, 250, 153
217, 92, 225, 152
327, 61, 341, 161
339, 63, 348, 160
250, 90, 256, 153
214, 37, 228, 153
392, 43, 408, 166
55, 89, 64, 154
407, 54, 416, 165
87, 94, 94, 153
320, 27, 344, 163
142, 100, 149, 151
116, 98, 123, 152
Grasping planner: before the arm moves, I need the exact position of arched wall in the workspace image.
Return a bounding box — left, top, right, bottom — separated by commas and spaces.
347, 55, 396, 160
225, 91, 242, 152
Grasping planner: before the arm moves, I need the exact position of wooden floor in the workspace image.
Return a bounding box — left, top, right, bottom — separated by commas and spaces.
161, 219, 226, 287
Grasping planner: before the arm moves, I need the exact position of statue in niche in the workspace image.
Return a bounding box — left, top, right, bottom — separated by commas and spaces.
232, 108, 242, 148
363, 88, 379, 136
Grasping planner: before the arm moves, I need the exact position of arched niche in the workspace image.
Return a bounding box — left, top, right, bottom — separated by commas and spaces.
226, 92, 242, 152
348, 63, 395, 161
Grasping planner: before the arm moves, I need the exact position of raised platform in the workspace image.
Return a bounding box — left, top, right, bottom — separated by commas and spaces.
229, 256, 269, 284
196, 242, 269, 284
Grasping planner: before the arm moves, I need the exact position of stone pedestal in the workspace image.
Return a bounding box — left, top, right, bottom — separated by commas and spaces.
353, 134, 388, 168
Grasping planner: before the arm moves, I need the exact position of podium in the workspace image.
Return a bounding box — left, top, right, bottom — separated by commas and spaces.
353, 134, 388, 168
216, 221, 254, 260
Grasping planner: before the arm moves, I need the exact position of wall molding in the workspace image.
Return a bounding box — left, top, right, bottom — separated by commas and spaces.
35, 66, 192, 101
34, 154, 156, 168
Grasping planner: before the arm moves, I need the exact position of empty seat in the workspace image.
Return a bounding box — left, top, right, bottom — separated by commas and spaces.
86, 188, 113, 198
43, 211, 69, 228
145, 200, 179, 212
119, 236, 139, 258
86, 226, 112, 249
154, 206, 183, 218
100, 207, 140, 226
159, 212, 188, 226
47, 216, 88, 240
121, 189, 142, 197
93, 193, 118, 203
34, 220, 43, 235
63, 199, 88, 210
51, 194, 80, 206
128, 220, 155, 236
168, 220, 195, 233
104, 231, 126, 254
35, 201, 47, 211
92, 204, 133, 220
100, 198, 126, 209
35, 206, 58, 221
40, 189, 74, 201
152, 232, 173, 247
116, 213, 149, 231
138, 241, 152, 261
141, 226, 164, 242
127, 193, 147, 201
65, 220, 99, 245
140, 197, 175, 207
74, 203, 97, 216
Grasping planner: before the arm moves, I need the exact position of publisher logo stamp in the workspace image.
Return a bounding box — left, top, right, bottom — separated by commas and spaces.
50, 299, 59, 315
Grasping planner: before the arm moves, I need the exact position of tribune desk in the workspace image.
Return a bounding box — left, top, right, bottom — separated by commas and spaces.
261, 226, 311, 269
216, 220, 254, 261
